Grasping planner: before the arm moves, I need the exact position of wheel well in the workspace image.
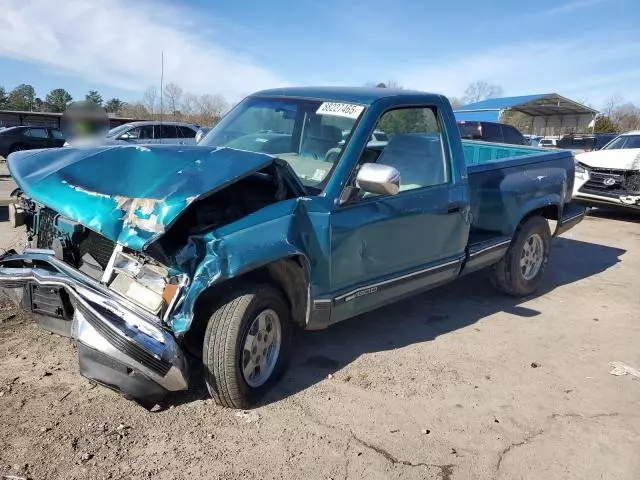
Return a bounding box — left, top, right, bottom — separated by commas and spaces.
182, 256, 309, 357
521, 204, 558, 224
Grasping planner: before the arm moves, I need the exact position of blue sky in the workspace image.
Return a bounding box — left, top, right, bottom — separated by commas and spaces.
1, 0, 639, 109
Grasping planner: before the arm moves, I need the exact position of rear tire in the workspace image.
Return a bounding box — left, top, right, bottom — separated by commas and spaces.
202, 283, 291, 409
490, 216, 551, 297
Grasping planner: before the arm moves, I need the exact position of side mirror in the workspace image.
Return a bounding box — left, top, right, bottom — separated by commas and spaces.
118, 132, 135, 140
355, 163, 400, 196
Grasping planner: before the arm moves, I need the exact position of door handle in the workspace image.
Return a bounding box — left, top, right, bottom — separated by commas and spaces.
446, 202, 462, 214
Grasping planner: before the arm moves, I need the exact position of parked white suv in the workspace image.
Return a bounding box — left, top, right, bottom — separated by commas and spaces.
572, 131, 640, 209
538, 138, 558, 148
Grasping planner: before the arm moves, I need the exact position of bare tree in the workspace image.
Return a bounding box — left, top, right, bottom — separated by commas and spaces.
602, 94, 623, 118
181, 93, 198, 116
448, 97, 462, 108
196, 94, 229, 126
366, 80, 403, 89
611, 102, 640, 131
462, 81, 503, 104
120, 102, 150, 119
143, 86, 158, 116
163, 82, 183, 119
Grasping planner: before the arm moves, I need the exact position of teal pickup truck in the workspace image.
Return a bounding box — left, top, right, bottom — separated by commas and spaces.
0, 87, 584, 408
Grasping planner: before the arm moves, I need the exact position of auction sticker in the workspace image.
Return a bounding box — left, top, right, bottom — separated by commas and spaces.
316, 102, 364, 119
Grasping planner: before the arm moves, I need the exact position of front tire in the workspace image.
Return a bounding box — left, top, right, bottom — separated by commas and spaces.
202, 284, 291, 408
490, 216, 551, 297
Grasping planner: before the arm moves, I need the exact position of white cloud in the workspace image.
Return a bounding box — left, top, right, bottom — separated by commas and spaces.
0, 0, 288, 100
395, 37, 640, 108
546, 0, 608, 15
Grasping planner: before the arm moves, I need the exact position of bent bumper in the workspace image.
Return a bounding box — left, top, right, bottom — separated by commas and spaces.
0, 249, 188, 401
573, 190, 640, 209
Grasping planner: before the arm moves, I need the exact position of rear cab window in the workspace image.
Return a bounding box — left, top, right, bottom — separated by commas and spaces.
503, 126, 524, 145
458, 122, 481, 139
481, 123, 502, 142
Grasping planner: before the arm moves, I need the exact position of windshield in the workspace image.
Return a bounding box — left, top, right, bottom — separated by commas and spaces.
106, 124, 133, 138
200, 97, 364, 187
602, 134, 640, 150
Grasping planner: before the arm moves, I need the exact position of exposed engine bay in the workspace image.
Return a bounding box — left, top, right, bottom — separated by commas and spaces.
12, 168, 293, 322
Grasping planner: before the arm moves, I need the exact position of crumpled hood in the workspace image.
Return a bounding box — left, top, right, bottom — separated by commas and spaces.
8, 144, 283, 250
576, 149, 640, 170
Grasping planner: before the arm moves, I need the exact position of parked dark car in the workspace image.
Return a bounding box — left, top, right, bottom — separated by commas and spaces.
556, 133, 618, 153
457, 121, 527, 145
0, 126, 66, 158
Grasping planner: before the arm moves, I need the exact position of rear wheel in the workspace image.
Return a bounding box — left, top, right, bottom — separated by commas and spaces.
202, 284, 291, 408
490, 216, 551, 297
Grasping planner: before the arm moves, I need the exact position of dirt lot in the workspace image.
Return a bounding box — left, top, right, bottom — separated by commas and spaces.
0, 206, 639, 480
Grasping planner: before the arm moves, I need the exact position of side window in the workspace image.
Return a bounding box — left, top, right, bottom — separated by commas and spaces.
25, 128, 49, 138
50, 129, 65, 139
177, 126, 196, 138
364, 107, 449, 195
138, 125, 154, 140
125, 127, 141, 139
482, 123, 502, 142
503, 126, 524, 145
158, 125, 178, 138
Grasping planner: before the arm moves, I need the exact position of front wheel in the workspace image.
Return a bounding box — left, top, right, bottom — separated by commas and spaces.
202, 284, 291, 408
490, 216, 551, 297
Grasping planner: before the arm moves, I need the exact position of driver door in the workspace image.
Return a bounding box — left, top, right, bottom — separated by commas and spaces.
328, 105, 470, 322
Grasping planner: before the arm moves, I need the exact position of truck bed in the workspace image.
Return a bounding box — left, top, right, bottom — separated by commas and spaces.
458, 139, 579, 275
462, 139, 574, 234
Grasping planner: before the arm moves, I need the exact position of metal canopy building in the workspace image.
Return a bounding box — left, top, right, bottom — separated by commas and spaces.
0, 110, 144, 130
454, 94, 598, 136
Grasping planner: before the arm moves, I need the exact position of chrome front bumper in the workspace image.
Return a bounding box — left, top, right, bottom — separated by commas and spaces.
0, 249, 188, 401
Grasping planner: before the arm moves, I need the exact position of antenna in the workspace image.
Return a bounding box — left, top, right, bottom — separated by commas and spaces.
159, 51, 164, 123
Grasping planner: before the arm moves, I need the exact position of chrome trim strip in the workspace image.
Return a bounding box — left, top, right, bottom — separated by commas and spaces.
313, 299, 332, 305
334, 258, 461, 302
561, 211, 584, 224
469, 239, 511, 258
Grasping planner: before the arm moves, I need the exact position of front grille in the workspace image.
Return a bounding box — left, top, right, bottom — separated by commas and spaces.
36, 208, 57, 249
581, 167, 640, 195
78, 231, 116, 269
35, 207, 115, 269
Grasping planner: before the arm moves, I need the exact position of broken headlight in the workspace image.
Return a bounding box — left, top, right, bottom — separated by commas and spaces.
107, 250, 182, 316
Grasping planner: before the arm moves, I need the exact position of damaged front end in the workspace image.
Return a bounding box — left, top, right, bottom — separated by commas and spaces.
576, 164, 640, 208
0, 246, 189, 403
2, 196, 191, 403
0, 145, 307, 403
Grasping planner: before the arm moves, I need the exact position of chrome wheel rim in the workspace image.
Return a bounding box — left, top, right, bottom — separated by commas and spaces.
520, 233, 544, 280
241, 309, 282, 388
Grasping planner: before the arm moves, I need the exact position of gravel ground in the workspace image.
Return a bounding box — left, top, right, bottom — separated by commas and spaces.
0, 207, 639, 480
